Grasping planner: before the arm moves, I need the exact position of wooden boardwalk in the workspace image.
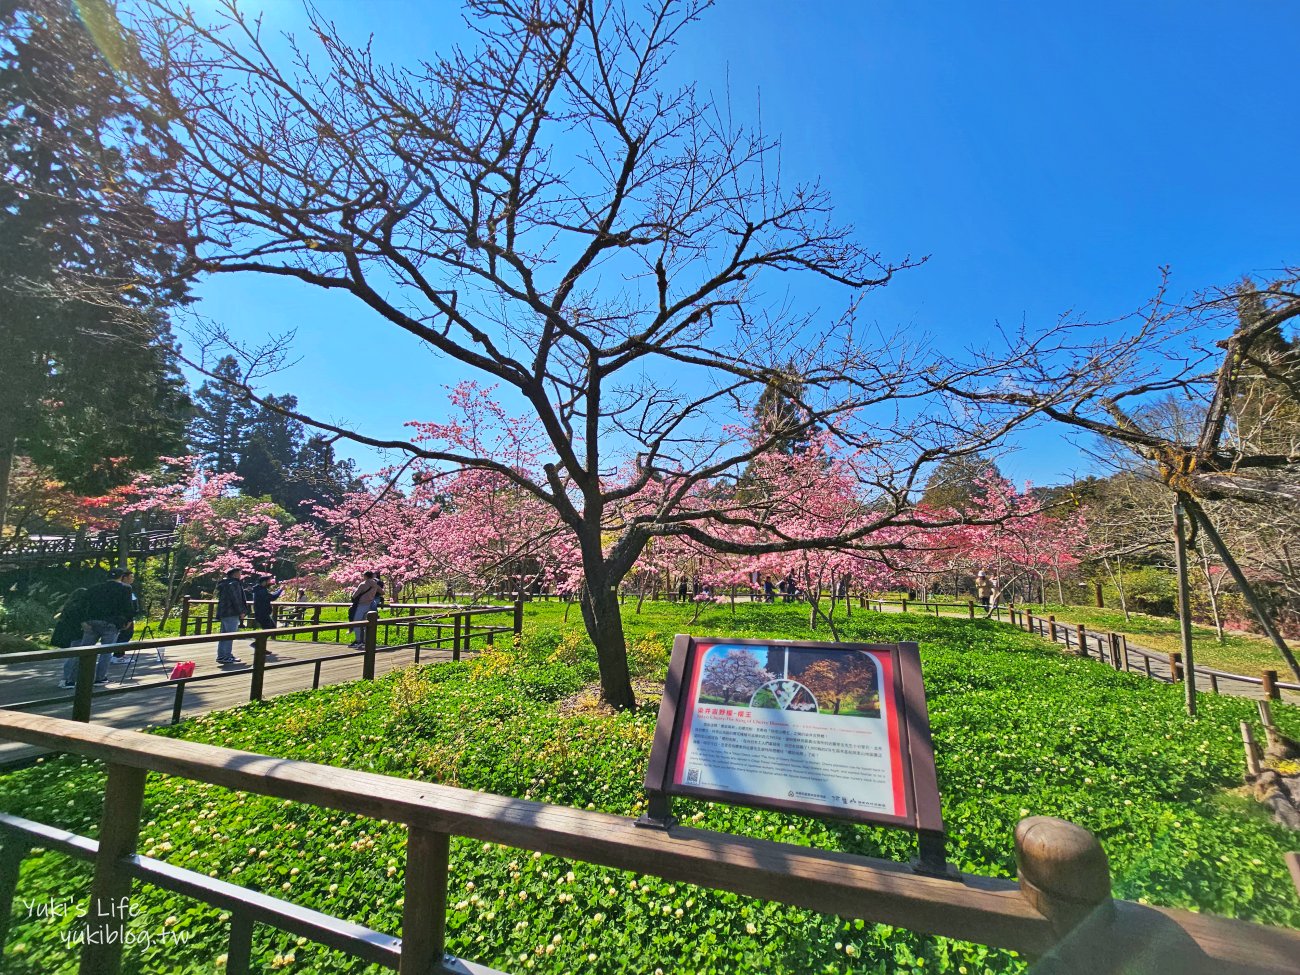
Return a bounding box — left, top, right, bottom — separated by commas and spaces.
0, 635, 461, 767
857, 599, 1300, 704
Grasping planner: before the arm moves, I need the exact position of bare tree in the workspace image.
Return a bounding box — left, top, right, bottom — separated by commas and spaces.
95, 0, 1094, 707
946, 274, 1300, 679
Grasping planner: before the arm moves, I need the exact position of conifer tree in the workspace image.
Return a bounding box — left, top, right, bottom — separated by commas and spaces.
0, 0, 191, 524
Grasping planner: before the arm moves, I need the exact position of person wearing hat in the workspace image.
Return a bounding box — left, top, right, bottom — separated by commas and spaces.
975, 570, 993, 609
60, 569, 135, 687
249, 575, 284, 640
215, 568, 250, 665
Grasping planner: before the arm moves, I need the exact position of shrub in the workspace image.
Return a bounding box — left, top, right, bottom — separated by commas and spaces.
0, 596, 56, 635
1103, 567, 1176, 615
0, 632, 42, 654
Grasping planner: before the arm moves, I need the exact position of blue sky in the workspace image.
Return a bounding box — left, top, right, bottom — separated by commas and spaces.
189, 0, 1300, 486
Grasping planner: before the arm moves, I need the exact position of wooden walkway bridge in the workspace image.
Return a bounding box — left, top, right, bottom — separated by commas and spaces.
0, 603, 516, 766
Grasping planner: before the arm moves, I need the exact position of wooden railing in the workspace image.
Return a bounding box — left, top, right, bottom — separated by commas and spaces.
0, 530, 177, 568
179, 597, 521, 640
0, 605, 518, 727
0, 711, 1296, 974
1010, 608, 1300, 700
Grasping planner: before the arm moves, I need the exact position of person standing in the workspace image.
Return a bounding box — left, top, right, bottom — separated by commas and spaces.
110, 571, 141, 662
348, 571, 381, 648
250, 575, 283, 635
763, 577, 775, 603
60, 569, 134, 687
215, 568, 249, 665
989, 575, 1002, 612
975, 571, 992, 609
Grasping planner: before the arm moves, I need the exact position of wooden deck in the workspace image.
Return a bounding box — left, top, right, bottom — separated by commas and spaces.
0, 635, 460, 766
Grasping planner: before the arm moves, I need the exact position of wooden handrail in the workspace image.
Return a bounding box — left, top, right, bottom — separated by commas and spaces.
0, 607, 515, 726
0, 711, 1298, 974
0, 609, 510, 666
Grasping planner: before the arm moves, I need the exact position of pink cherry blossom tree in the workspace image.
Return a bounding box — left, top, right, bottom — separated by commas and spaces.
90, 457, 327, 621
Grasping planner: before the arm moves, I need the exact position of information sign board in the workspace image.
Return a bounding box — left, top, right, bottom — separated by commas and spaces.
642, 635, 946, 869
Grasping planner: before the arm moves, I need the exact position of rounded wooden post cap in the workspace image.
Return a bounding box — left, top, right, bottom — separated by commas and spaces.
1015, 816, 1111, 923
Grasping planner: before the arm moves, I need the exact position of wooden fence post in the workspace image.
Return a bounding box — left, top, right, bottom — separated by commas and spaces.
901, 599, 908, 613
0, 838, 31, 949
179, 596, 191, 637
1015, 816, 1112, 941
399, 827, 450, 974
250, 633, 269, 702
452, 614, 462, 663
1242, 722, 1262, 776
1026, 610, 1035, 634
363, 612, 379, 681
1076, 624, 1087, 657
1048, 616, 1057, 641
226, 912, 255, 975
1169, 652, 1183, 682
79, 764, 147, 975
968, 603, 975, 620
73, 649, 96, 722
1262, 669, 1280, 701
311, 605, 322, 641
1109, 634, 1123, 671
1285, 852, 1300, 902
513, 598, 524, 638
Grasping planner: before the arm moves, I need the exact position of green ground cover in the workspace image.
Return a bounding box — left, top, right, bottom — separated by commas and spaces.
3, 603, 1297, 974
147, 594, 1291, 679
1016, 603, 1288, 675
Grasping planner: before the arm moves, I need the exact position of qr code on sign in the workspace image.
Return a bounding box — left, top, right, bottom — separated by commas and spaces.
686, 768, 701, 784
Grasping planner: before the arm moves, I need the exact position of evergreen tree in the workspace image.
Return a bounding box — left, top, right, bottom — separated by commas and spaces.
753, 368, 813, 455
188, 356, 253, 474
0, 0, 191, 521
246, 394, 304, 467
234, 436, 281, 499
279, 435, 360, 521
921, 454, 1004, 512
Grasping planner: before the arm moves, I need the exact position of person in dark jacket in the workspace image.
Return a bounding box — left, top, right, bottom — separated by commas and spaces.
250, 576, 283, 631
110, 574, 141, 661
51, 587, 92, 651
215, 568, 249, 665
60, 569, 134, 687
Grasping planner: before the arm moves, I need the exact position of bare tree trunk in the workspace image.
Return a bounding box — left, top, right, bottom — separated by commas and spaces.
1192, 536, 1226, 642
578, 569, 635, 710
1103, 556, 1130, 620
0, 438, 14, 538
1172, 502, 1197, 717
1181, 494, 1300, 682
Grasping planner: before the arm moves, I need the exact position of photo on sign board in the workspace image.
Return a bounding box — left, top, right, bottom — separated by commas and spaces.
696, 644, 880, 719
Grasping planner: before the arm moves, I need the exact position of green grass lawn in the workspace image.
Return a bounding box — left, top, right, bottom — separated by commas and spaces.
1014, 603, 1293, 676
3, 603, 1297, 974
